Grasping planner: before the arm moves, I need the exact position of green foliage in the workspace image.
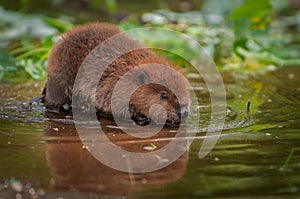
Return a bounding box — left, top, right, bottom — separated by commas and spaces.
104, 0, 117, 14
0, 7, 74, 82
118, 17, 142, 30
19, 0, 31, 12
88, 0, 118, 14
227, 1, 268, 58
121, 26, 200, 67
45, 17, 74, 33
0, 7, 57, 44
122, 11, 234, 67
0, 48, 17, 80
0, 1, 300, 82
222, 0, 300, 70
228, 0, 273, 51
13, 35, 57, 80
229, 0, 272, 20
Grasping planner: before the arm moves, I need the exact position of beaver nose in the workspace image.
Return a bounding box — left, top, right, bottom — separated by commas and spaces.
178, 106, 189, 120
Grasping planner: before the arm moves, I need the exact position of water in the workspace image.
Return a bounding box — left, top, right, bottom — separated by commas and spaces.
0, 66, 299, 198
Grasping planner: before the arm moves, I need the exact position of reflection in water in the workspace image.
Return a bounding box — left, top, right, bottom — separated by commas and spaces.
45, 115, 189, 197
0, 66, 300, 198
256, 65, 300, 126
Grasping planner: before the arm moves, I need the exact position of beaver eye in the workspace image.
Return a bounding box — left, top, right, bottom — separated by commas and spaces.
160, 92, 168, 101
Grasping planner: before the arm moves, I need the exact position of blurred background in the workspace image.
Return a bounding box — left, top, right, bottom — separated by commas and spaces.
0, 0, 299, 81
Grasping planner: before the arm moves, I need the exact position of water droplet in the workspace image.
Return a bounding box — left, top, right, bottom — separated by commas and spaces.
11, 180, 23, 192
15, 193, 22, 199
29, 188, 35, 195
36, 188, 45, 195
49, 179, 55, 186
288, 73, 295, 79
141, 178, 148, 184
24, 182, 31, 189
266, 65, 276, 71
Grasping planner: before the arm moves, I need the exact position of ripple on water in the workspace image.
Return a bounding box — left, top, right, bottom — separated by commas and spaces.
0, 66, 300, 198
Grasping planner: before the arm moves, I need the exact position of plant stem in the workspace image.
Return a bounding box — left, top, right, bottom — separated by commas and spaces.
16, 48, 50, 60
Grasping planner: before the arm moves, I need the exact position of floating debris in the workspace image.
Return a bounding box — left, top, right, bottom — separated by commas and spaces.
15, 193, 22, 199
143, 143, 157, 151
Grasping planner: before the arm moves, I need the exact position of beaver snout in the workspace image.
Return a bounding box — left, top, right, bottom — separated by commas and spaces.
164, 105, 189, 125
179, 106, 189, 120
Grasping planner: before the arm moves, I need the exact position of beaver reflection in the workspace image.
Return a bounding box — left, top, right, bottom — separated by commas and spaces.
45, 114, 189, 197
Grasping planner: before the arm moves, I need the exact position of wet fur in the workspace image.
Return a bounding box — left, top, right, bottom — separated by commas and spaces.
44, 22, 190, 125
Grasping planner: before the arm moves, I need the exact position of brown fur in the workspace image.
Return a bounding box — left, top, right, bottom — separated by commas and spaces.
44, 22, 190, 125
45, 119, 189, 195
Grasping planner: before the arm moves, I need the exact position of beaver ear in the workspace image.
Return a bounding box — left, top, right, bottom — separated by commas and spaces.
136, 70, 149, 86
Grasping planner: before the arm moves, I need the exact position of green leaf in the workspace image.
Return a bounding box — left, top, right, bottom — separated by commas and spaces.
228, 0, 272, 40
22, 59, 46, 80
228, 0, 271, 20
104, 0, 117, 14
45, 17, 74, 33
0, 49, 16, 69
0, 48, 16, 79
91, 0, 102, 10
236, 47, 300, 66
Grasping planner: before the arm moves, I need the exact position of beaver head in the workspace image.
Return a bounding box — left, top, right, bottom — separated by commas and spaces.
129, 84, 189, 125
110, 64, 190, 126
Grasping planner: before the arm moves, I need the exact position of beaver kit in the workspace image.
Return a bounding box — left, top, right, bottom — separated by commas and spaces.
43, 23, 190, 125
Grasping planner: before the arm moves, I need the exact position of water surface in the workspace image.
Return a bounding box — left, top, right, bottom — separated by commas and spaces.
0, 66, 299, 198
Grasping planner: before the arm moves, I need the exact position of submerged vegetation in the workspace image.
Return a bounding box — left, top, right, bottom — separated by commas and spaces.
0, 0, 299, 82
